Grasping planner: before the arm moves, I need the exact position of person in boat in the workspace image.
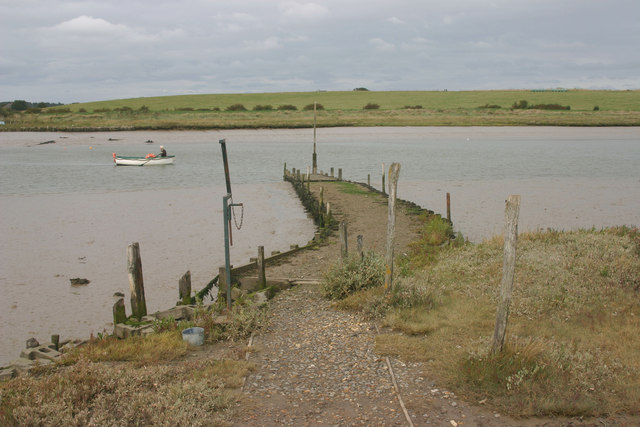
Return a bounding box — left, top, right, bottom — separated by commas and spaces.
159, 146, 167, 157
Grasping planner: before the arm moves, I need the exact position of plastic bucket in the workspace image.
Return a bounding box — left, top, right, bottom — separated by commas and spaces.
181, 327, 204, 346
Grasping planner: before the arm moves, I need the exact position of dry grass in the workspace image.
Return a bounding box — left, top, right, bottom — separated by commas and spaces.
0, 357, 254, 426
371, 227, 640, 418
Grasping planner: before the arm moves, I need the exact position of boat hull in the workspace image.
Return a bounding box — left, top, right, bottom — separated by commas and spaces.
114, 155, 175, 166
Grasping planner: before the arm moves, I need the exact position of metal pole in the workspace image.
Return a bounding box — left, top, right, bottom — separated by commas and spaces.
223, 194, 232, 310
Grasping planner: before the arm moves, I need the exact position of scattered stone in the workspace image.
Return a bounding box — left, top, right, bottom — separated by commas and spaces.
70, 278, 90, 286
26, 337, 39, 348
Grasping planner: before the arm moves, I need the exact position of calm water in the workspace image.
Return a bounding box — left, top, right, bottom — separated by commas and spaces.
1, 127, 639, 365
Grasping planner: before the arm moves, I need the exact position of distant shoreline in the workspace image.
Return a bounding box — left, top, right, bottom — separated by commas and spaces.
2, 89, 640, 130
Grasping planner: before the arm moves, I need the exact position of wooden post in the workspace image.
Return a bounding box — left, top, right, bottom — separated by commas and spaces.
326, 202, 331, 216
446, 192, 451, 223
113, 297, 127, 325
217, 266, 227, 300
307, 166, 311, 190
339, 221, 348, 258
357, 235, 364, 260
127, 242, 147, 320
179, 270, 191, 305
283, 162, 287, 180
257, 245, 266, 289
368, 174, 370, 186
51, 334, 60, 351
384, 163, 401, 292
319, 186, 324, 207
297, 169, 301, 181
491, 195, 521, 354
331, 167, 334, 177
338, 168, 342, 181
382, 162, 386, 195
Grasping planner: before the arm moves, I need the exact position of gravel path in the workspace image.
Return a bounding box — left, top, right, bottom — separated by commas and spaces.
230, 181, 559, 426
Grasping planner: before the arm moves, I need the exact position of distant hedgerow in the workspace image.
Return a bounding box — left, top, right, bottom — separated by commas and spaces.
277, 104, 298, 111
303, 103, 324, 111
226, 104, 247, 111
363, 103, 380, 110
253, 104, 274, 111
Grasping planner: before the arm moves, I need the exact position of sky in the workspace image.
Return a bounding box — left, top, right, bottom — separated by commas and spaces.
1, 0, 639, 104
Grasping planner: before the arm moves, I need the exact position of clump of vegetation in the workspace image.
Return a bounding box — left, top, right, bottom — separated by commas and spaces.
353, 87, 369, 91
225, 103, 247, 111
404, 105, 423, 109
479, 104, 502, 109
277, 104, 297, 111
323, 252, 385, 300
363, 103, 380, 110
253, 104, 274, 111
512, 100, 570, 110
303, 103, 324, 110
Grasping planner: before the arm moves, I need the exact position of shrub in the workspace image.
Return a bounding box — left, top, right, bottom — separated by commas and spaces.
479, 104, 501, 109
11, 100, 29, 111
303, 103, 324, 110
512, 100, 529, 109
404, 105, 423, 109
253, 104, 273, 111
323, 252, 385, 300
593, 105, 600, 111
93, 108, 111, 113
363, 103, 380, 110
225, 103, 247, 111
277, 104, 297, 111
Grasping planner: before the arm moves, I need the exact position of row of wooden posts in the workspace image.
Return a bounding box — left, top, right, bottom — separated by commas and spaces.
123, 163, 520, 355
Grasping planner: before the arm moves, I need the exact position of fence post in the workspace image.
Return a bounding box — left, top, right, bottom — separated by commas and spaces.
127, 242, 147, 320
338, 168, 342, 181
368, 174, 370, 186
357, 234, 364, 260
491, 195, 521, 354
446, 192, 451, 223
179, 270, 191, 305
257, 245, 266, 289
384, 163, 400, 293
382, 163, 386, 195
339, 221, 348, 258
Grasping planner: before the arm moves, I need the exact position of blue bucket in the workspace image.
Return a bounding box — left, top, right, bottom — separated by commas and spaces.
181, 327, 204, 346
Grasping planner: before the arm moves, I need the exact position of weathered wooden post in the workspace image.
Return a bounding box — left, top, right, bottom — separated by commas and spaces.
338, 168, 342, 181
113, 297, 127, 325
179, 270, 191, 305
51, 334, 60, 351
257, 245, 266, 289
368, 174, 370, 186
319, 186, 324, 207
446, 192, 451, 223
307, 166, 311, 190
127, 242, 147, 320
491, 195, 521, 354
382, 162, 386, 195
331, 167, 334, 177
283, 162, 287, 180
339, 221, 348, 259
297, 169, 301, 181
384, 163, 401, 293
357, 234, 364, 260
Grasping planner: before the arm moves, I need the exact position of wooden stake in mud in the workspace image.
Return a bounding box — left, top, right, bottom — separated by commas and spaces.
113, 298, 127, 325
127, 242, 147, 320
491, 195, 521, 354
357, 234, 364, 260
257, 245, 266, 289
384, 163, 401, 293
446, 192, 451, 223
338, 168, 342, 181
283, 162, 287, 180
179, 270, 191, 305
339, 221, 348, 258
368, 174, 370, 186
382, 163, 386, 195
307, 166, 311, 190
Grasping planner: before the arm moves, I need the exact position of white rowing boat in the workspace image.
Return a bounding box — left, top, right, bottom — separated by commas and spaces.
113, 153, 175, 166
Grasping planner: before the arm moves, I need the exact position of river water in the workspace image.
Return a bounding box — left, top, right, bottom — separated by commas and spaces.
1, 127, 639, 365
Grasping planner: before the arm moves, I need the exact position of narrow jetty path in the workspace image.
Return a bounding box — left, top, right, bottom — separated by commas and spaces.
232, 182, 508, 426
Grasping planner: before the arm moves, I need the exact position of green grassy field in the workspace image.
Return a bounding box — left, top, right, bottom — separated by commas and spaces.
2, 90, 640, 130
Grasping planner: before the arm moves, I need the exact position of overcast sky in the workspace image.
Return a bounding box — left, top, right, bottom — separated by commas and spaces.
1, 0, 638, 104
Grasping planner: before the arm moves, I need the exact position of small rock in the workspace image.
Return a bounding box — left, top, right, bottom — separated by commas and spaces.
26, 337, 39, 348
70, 278, 90, 286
